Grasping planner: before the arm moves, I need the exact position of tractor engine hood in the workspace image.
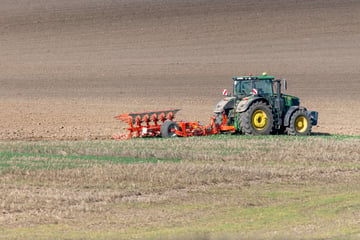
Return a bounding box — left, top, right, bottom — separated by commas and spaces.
213, 97, 236, 113
282, 94, 300, 107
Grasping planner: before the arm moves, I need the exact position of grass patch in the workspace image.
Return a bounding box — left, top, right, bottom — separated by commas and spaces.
0, 151, 179, 171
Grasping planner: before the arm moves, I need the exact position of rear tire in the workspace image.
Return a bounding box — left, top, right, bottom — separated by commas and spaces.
287, 110, 312, 136
240, 101, 273, 135
160, 120, 179, 138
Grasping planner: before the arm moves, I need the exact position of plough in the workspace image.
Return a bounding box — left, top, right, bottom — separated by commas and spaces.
112, 109, 235, 139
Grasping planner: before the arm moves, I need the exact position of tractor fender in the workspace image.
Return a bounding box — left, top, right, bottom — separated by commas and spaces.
284, 106, 300, 126
284, 107, 318, 126
235, 97, 269, 113
213, 97, 236, 113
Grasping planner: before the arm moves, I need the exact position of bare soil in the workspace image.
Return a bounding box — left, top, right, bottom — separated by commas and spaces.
1, 0, 360, 139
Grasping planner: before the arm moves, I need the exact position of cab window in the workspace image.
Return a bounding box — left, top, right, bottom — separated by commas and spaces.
253, 80, 273, 95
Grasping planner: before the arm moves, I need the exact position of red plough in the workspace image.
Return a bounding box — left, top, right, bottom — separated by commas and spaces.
112, 109, 235, 139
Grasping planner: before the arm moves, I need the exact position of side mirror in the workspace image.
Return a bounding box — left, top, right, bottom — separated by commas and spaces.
283, 80, 287, 90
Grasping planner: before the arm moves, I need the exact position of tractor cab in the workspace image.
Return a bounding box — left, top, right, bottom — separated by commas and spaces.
232, 74, 296, 110
232, 74, 275, 98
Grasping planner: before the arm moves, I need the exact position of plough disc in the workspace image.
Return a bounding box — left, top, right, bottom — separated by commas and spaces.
115, 109, 180, 123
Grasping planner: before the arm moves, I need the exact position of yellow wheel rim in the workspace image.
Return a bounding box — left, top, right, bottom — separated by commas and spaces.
295, 116, 308, 133
252, 110, 268, 130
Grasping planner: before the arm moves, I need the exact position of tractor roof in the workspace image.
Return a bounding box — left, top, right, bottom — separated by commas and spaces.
232, 75, 275, 81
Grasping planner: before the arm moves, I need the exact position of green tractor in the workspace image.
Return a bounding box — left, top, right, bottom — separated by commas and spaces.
214, 73, 318, 135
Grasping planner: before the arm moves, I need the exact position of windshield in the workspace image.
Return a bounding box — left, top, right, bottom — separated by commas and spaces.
234, 80, 273, 96
234, 80, 251, 96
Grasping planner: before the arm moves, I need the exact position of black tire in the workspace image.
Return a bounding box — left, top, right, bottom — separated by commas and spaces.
235, 112, 243, 134
287, 110, 312, 136
214, 113, 223, 126
239, 101, 274, 135
227, 109, 234, 126
160, 120, 179, 138
214, 110, 234, 127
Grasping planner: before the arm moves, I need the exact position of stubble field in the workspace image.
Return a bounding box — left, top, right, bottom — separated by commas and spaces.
1, 0, 360, 239
1, 135, 360, 239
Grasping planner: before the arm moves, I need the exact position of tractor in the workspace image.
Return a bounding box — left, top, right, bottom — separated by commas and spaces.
113, 73, 318, 139
213, 73, 318, 136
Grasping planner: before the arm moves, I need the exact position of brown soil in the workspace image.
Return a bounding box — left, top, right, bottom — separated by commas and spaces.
1, 0, 360, 140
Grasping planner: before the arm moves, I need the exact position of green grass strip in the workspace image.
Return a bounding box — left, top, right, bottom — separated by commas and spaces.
0, 151, 180, 171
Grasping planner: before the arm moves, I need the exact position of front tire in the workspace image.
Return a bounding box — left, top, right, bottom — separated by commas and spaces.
240, 101, 274, 135
287, 110, 312, 136
160, 120, 179, 138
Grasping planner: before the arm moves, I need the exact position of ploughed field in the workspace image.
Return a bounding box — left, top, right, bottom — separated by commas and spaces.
1, 0, 360, 239
0, 0, 360, 140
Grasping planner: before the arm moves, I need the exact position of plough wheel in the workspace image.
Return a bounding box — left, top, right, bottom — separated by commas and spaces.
161, 120, 179, 138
